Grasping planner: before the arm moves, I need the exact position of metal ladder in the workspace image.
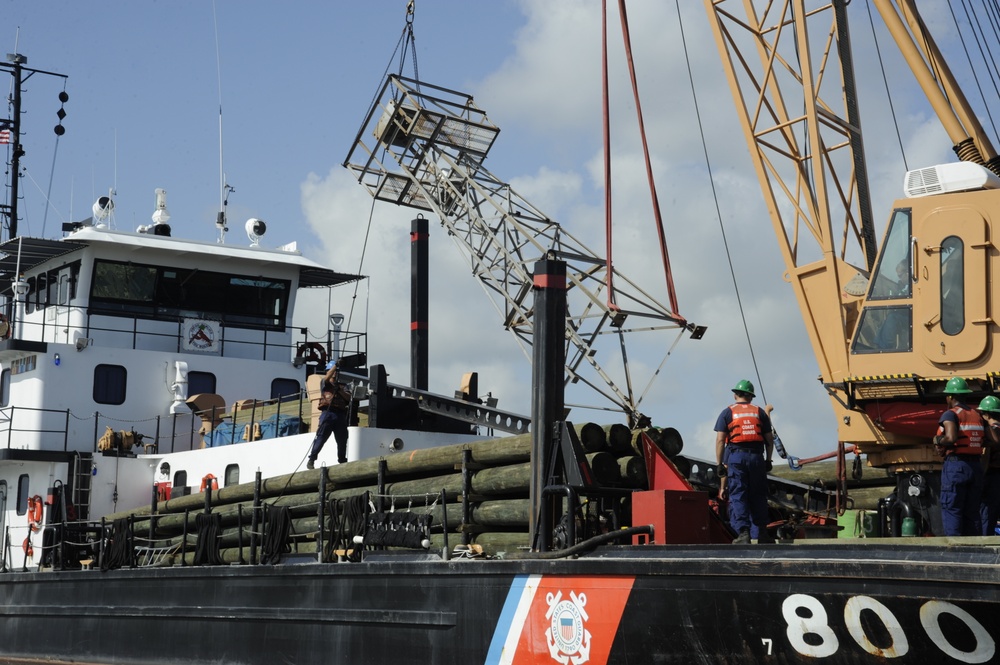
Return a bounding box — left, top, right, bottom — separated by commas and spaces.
71, 452, 93, 521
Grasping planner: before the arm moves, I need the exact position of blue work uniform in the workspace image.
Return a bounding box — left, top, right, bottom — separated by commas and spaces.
938, 405, 985, 536
715, 403, 771, 536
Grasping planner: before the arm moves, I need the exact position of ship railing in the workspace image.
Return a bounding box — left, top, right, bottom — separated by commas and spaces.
161, 388, 311, 453
0, 405, 72, 451
7, 306, 368, 365
0, 388, 313, 455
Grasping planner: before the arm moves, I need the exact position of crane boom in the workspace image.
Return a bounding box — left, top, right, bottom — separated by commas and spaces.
344, 76, 698, 425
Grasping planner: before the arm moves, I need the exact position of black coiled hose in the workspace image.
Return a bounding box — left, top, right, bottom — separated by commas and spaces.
193, 513, 224, 566
260, 505, 292, 565
100, 518, 132, 572
326, 493, 368, 563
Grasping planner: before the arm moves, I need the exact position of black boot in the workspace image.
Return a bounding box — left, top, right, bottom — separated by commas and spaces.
732, 528, 751, 544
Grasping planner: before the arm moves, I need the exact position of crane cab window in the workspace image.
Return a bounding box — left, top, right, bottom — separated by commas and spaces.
868, 209, 912, 301
940, 236, 965, 335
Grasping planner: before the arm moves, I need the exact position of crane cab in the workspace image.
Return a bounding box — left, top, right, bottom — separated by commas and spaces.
844, 164, 1000, 463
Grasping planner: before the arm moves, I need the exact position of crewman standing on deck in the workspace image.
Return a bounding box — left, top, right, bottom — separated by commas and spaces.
715, 380, 775, 544
933, 377, 985, 536
306, 360, 352, 470
977, 395, 1000, 536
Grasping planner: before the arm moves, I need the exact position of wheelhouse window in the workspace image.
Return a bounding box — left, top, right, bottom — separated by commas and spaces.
224, 464, 239, 487
188, 371, 217, 396
16, 474, 28, 516
0, 480, 6, 536
941, 236, 965, 336
868, 209, 912, 301
0, 368, 9, 406
90, 259, 289, 330
94, 364, 127, 405
271, 378, 300, 401
25, 277, 35, 314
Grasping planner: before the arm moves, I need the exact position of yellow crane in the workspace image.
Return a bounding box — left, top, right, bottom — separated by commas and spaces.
705, 0, 1000, 533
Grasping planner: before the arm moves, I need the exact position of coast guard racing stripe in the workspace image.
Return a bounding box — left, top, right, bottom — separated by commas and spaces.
485, 575, 634, 664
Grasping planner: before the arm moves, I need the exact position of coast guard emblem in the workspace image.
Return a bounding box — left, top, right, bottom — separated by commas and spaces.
545, 590, 591, 665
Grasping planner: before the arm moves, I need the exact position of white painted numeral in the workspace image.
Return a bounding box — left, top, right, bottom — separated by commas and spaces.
782, 594, 839, 658
920, 600, 996, 664
844, 595, 909, 658
781, 594, 997, 663
761, 638, 772, 655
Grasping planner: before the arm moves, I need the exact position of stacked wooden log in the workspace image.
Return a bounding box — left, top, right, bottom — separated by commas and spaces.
106, 422, 669, 563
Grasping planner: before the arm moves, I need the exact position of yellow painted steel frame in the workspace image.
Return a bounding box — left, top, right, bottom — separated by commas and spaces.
705, 0, 999, 467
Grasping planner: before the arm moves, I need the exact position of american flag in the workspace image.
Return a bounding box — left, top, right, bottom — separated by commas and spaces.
0, 129, 9, 144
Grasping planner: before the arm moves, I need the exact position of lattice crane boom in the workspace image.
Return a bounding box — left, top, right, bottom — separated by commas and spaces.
344, 75, 699, 424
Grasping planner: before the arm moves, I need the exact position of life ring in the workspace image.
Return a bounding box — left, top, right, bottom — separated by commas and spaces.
22, 537, 32, 558
296, 342, 327, 368
27, 495, 43, 532
200, 474, 218, 492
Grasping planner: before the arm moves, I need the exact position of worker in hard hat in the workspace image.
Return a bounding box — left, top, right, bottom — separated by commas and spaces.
933, 377, 985, 536
978, 395, 1000, 536
714, 380, 775, 544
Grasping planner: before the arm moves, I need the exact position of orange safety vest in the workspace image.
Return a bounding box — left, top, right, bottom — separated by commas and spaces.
947, 405, 985, 456
727, 403, 765, 445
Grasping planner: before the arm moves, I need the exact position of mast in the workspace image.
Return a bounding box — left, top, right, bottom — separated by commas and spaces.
0, 53, 68, 242
3, 54, 25, 241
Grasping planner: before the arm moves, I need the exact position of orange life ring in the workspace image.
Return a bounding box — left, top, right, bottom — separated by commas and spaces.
200, 474, 219, 492
22, 537, 32, 558
296, 342, 328, 368
27, 495, 43, 532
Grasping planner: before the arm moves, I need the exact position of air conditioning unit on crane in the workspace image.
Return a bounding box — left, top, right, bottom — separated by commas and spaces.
904, 161, 1000, 198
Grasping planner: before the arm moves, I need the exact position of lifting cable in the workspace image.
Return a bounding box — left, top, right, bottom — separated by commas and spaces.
948, 0, 1000, 141
672, 3, 765, 399
342, 1, 419, 336
601, 0, 683, 321
863, 0, 910, 172
676, 3, 806, 462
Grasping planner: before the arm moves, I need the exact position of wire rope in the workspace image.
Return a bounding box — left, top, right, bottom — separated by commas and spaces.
674, 1, 766, 402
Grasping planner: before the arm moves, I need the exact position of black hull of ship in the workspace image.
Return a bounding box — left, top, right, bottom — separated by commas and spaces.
1, 542, 998, 665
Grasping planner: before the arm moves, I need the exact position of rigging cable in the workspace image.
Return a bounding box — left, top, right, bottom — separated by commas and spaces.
342, 0, 419, 335
673, 1, 766, 402
864, 0, 910, 172
950, 0, 1000, 142
601, 0, 683, 320
39, 81, 69, 238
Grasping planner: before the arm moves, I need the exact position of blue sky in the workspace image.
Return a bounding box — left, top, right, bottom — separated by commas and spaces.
3, 1, 987, 465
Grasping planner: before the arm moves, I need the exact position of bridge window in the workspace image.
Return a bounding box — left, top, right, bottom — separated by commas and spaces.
90, 259, 289, 330
941, 236, 964, 336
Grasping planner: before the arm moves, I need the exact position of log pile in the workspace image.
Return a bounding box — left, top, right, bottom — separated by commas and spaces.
105, 423, 664, 564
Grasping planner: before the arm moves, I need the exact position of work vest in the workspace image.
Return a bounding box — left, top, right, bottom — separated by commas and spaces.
727, 403, 765, 445
948, 405, 985, 456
